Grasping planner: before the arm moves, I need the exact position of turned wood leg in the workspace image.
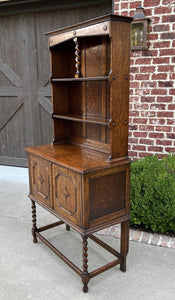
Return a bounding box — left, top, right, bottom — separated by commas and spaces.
31, 200, 38, 243
66, 224, 70, 231
120, 220, 129, 272
82, 235, 89, 293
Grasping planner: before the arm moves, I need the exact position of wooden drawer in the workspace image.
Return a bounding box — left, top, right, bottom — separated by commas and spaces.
52, 164, 81, 226
28, 154, 52, 207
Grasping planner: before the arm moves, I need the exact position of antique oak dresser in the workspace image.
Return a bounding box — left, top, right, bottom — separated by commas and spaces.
25, 14, 132, 293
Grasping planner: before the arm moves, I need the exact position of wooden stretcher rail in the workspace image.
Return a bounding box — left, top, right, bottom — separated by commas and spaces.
37, 221, 64, 232
35, 231, 82, 277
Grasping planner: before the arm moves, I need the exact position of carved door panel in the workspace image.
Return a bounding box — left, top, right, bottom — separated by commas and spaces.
28, 154, 52, 207
52, 164, 81, 226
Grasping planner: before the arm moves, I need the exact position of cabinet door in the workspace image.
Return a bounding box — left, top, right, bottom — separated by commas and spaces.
52, 165, 81, 226
28, 154, 52, 207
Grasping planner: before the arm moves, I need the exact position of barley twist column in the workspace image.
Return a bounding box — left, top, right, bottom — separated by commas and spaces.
82, 235, 89, 293
73, 37, 81, 78
31, 200, 37, 243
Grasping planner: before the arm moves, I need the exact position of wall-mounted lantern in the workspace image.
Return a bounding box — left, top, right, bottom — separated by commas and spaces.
131, 5, 151, 50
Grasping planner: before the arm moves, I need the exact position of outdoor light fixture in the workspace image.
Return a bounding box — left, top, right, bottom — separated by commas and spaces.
131, 5, 150, 50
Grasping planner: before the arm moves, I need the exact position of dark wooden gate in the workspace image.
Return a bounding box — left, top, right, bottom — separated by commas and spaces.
0, 0, 112, 167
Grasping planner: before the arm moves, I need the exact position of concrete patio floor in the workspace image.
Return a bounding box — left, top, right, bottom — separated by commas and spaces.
0, 165, 175, 300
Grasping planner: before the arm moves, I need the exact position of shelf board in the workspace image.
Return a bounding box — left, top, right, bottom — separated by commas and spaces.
51, 76, 109, 82
52, 114, 109, 125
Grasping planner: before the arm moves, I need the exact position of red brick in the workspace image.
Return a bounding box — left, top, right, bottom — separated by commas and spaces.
149, 132, 164, 139
157, 96, 172, 103
150, 103, 166, 110
158, 81, 173, 87
128, 138, 138, 144
162, 14, 175, 23
132, 145, 147, 151
129, 110, 139, 117
151, 89, 167, 95
134, 103, 149, 110
142, 49, 158, 57
135, 74, 150, 80
140, 66, 156, 73
158, 65, 174, 73
162, 0, 173, 4
130, 74, 134, 81
129, 124, 138, 130
121, 11, 128, 16
152, 73, 167, 80
148, 146, 163, 152
135, 58, 152, 65
141, 81, 157, 89
165, 147, 175, 153
156, 126, 172, 132
141, 111, 156, 117
133, 118, 147, 124
156, 140, 172, 146
160, 49, 175, 56
153, 57, 169, 64
143, 8, 152, 16
170, 73, 175, 80
139, 125, 154, 131
161, 32, 175, 40
168, 104, 175, 110
153, 41, 170, 49
167, 119, 175, 125
149, 33, 159, 41
121, 3, 128, 9
151, 16, 160, 24
139, 152, 151, 158
135, 89, 150, 96
141, 96, 155, 103
157, 112, 174, 118
130, 82, 140, 88
167, 133, 175, 139
151, 234, 160, 246
169, 89, 175, 95
130, 96, 139, 102
149, 119, 165, 125
170, 239, 175, 249
140, 139, 154, 145
130, 67, 139, 73
130, 1, 142, 9
141, 232, 151, 244
134, 132, 148, 138
144, 0, 160, 6
128, 151, 138, 157
114, 3, 119, 11
153, 24, 170, 32
154, 6, 172, 15
129, 89, 134, 95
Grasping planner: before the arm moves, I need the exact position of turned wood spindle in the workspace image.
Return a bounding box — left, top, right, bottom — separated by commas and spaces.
73, 37, 81, 78
82, 235, 89, 293
31, 200, 37, 243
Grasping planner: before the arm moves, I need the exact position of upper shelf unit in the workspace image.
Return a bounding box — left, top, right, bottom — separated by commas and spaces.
45, 14, 132, 159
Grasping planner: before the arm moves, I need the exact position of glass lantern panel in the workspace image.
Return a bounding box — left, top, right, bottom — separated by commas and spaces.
131, 23, 144, 47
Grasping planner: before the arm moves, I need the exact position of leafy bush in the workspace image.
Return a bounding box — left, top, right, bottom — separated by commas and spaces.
130, 154, 175, 233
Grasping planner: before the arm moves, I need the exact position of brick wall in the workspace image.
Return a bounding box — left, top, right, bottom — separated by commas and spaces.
114, 0, 175, 159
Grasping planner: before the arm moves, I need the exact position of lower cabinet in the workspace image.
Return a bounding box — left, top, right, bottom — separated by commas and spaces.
28, 154, 130, 230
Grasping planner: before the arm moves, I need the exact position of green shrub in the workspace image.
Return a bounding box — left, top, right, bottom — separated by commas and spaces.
130, 154, 175, 233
